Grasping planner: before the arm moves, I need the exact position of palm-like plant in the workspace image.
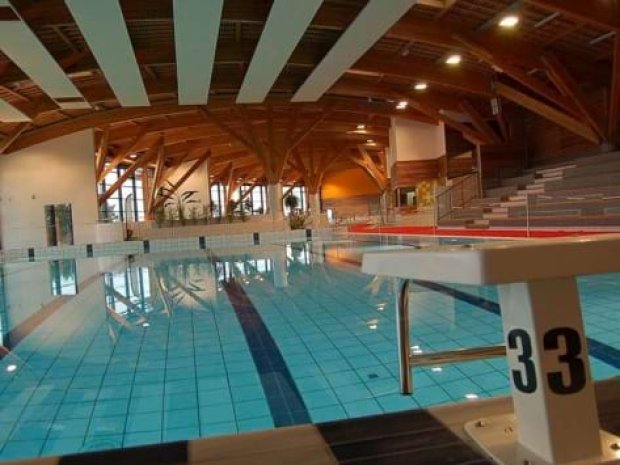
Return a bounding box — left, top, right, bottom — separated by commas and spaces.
284, 194, 299, 212
157, 182, 200, 226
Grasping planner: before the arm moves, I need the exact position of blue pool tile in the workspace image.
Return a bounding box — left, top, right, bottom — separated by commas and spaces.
0, 440, 45, 459
82, 435, 123, 453
48, 418, 90, 439
412, 386, 452, 407
10, 421, 51, 441
342, 399, 383, 418
198, 389, 232, 407
132, 383, 163, 398
163, 408, 199, 430
126, 412, 162, 434
200, 404, 236, 424
200, 422, 238, 438
235, 400, 270, 421
164, 394, 198, 411
163, 426, 200, 442
88, 415, 126, 436
42, 437, 84, 456
93, 399, 129, 418
237, 416, 274, 433
302, 389, 340, 409
129, 395, 163, 414
377, 394, 419, 412
123, 431, 162, 448
309, 405, 347, 423
335, 383, 372, 403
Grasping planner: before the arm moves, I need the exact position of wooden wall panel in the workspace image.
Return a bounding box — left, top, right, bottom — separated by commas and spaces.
390, 159, 440, 188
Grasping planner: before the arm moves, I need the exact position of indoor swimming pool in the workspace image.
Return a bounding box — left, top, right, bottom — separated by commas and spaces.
0, 237, 618, 461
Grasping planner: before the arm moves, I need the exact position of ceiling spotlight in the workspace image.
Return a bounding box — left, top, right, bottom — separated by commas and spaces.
356, 124, 366, 130
396, 100, 408, 110
366, 139, 375, 145
465, 393, 479, 400
6, 364, 17, 373
445, 54, 462, 65
367, 319, 378, 330
499, 15, 519, 28
431, 367, 443, 373
414, 82, 428, 91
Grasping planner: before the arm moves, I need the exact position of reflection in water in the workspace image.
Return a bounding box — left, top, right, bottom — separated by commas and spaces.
49, 259, 78, 296
0, 265, 7, 349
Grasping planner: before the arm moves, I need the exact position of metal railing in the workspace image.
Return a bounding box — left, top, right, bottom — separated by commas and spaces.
434, 172, 482, 224
397, 279, 506, 394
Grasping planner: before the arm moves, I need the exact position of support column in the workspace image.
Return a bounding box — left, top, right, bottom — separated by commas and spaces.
308, 191, 321, 227
267, 183, 283, 221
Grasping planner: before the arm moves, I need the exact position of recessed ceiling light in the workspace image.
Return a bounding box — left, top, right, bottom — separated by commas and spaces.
6, 364, 17, 373
142, 322, 150, 328
396, 100, 408, 110
499, 15, 519, 28
414, 82, 428, 91
357, 124, 366, 130
366, 139, 375, 145
445, 54, 462, 65
465, 393, 479, 400
431, 367, 443, 372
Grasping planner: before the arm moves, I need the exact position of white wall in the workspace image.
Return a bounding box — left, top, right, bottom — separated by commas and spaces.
165, 160, 210, 215
389, 117, 446, 164
0, 130, 99, 249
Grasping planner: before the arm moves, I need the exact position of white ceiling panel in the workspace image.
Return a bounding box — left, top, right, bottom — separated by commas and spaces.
173, 0, 224, 105
237, 0, 323, 103
65, 0, 150, 107
292, 0, 417, 102
0, 98, 30, 122
0, 19, 89, 109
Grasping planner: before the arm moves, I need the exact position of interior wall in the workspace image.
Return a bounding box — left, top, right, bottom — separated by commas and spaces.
163, 160, 210, 216
0, 130, 99, 249
321, 167, 381, 217
389, 117, 446, 163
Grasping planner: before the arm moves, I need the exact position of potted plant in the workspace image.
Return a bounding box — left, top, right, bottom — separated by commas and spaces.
155, 182, 200, 227
154, 206, 166, 228
284, 194, 299, 212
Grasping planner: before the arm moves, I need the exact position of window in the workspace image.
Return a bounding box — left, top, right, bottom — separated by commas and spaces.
99, 165, 146, 222
210, 183, 227, 217
282, 185, 307, 215
238, 184, 267, 215
49, 260, 78, 296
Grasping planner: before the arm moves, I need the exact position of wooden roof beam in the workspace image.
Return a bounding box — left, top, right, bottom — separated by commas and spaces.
542, 53, 606, 141
524, 0, 620, 32
459, 100, 502, 145
496, 82, 600, 144
99, 137, 161, 206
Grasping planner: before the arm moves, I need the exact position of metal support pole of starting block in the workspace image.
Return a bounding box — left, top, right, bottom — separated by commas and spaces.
362, 235, 620, 465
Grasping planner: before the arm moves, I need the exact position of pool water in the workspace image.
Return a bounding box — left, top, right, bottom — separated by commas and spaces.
0, 238, 618, 461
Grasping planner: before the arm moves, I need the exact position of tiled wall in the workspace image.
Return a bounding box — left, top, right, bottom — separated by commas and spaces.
0, 229, 338, 264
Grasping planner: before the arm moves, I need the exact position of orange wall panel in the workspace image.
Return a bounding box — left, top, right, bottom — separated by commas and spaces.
321, 167, 380, 199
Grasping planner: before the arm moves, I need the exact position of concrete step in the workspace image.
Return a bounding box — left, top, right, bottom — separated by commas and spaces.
483, 212, 509, 219
535, 165, 575, 176
466, 219, 490, 229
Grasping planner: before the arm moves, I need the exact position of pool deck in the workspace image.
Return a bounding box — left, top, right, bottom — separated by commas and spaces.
9, 377, 618, 465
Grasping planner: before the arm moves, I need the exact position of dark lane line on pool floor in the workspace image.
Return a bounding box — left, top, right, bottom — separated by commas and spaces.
209, 252, 311, 427
322, 252, 620, 371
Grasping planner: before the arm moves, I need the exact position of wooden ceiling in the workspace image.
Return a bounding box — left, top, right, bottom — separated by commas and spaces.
0, 0, 618, 187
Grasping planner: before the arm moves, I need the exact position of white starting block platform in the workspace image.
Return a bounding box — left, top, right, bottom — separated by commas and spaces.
362, 234, 620, 465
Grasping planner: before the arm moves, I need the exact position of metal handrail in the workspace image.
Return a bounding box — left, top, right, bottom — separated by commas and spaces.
434, 172, 482, 223
397, 279, 506, 395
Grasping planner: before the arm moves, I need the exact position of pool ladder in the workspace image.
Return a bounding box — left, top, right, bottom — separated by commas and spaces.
397, 279, 506, 395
